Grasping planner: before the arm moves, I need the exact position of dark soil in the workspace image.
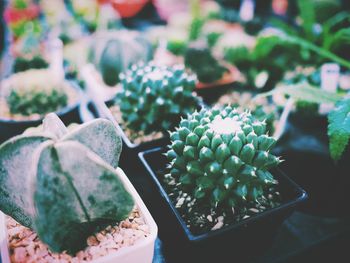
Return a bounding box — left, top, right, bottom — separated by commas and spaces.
158, 169, 282, 236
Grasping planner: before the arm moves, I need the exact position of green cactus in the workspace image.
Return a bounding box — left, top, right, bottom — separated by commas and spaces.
89, 30, 153, 86
13, 56, 49, 73
166, 106, 281, 209
116, 62, 201, 136
184, 41, 227, 83
0, 113, 133, 254
3, 69, 69, 116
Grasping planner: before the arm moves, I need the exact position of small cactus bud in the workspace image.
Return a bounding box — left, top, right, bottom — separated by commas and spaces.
186, 132, 200, 146
186, 161, 202, 176
199, 147, 215, 162
258, 135, 276, 151
172, 140, 185, 155
215, 144, 231, 163
229, 136, 243, 155
240, 143, 256, 164
183, 145, 197, 160
211, 134, 223, 150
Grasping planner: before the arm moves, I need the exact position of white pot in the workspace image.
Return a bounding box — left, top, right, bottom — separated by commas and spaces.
0, 168, 158, 263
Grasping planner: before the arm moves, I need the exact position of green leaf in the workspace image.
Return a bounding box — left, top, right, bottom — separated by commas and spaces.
322, 12, 350, 50
258, 83, 343, 105
297, 0, 316, 41
282, 34, 350, 69
328, 97, 350, 161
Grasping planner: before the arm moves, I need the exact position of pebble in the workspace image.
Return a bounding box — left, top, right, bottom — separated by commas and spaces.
175, 197, 185, 208
13, 247, 27, 262
211, 216, 224, 231
6, 205, 150, 263
249, 208, 259, 213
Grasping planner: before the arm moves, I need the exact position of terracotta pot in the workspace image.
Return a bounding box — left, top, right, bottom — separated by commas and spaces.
4, 4, 40, 24
110, 0, 149, 18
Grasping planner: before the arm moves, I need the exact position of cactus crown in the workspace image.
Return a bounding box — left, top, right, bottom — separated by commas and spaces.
166, 106, 281, 209
2, 69, 69, 116
0, 114, 133, 254
117, 62, 201, 135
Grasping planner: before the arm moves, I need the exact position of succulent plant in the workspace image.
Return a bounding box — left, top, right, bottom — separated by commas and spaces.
184, 41, 227, 83
3, 69, 70, 116
216, 91, 279, 134
0, 113, 133, 254
282, 66, 321, 116
89, 30, 153, 86
166, 106, 281, 209
117, 62, 201, 136
13, 56, 49, 73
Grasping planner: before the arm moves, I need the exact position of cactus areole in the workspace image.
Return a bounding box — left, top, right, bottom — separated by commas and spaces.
0, 113, 134, 254
166, 106, 281, 210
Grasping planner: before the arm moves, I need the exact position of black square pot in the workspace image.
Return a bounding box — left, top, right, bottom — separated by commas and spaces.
0, 81, 83, 143
274, 113, 350, 218
138, 147, 308, 263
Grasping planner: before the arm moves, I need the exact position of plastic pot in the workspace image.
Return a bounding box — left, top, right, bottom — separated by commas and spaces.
0, 81, 83, 143
138, 147, 307, 262
84, 101, 169, 176
0, 168, 158, 263
274, 113, 350, 218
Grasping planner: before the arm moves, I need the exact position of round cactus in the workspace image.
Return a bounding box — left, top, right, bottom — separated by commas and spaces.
184, 41, 227, 84
166, 106, 281, 208
117, 62, 201, 135
89, 30, 153, 86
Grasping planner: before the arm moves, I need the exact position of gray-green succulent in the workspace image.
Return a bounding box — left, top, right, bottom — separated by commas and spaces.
0, 113, 133, 254
117, 62, 201, 135
166, 106, 281, 209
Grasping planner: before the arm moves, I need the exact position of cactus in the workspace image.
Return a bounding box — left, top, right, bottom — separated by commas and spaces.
13, 56, 49, 73
0, 113, 133, 254
117, 62, 201, 136
184, 41, 227, 83
3, 69, 69, 116
166, 106, 281, 209
89, 30, 153, 86
216, 91, 278, 134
